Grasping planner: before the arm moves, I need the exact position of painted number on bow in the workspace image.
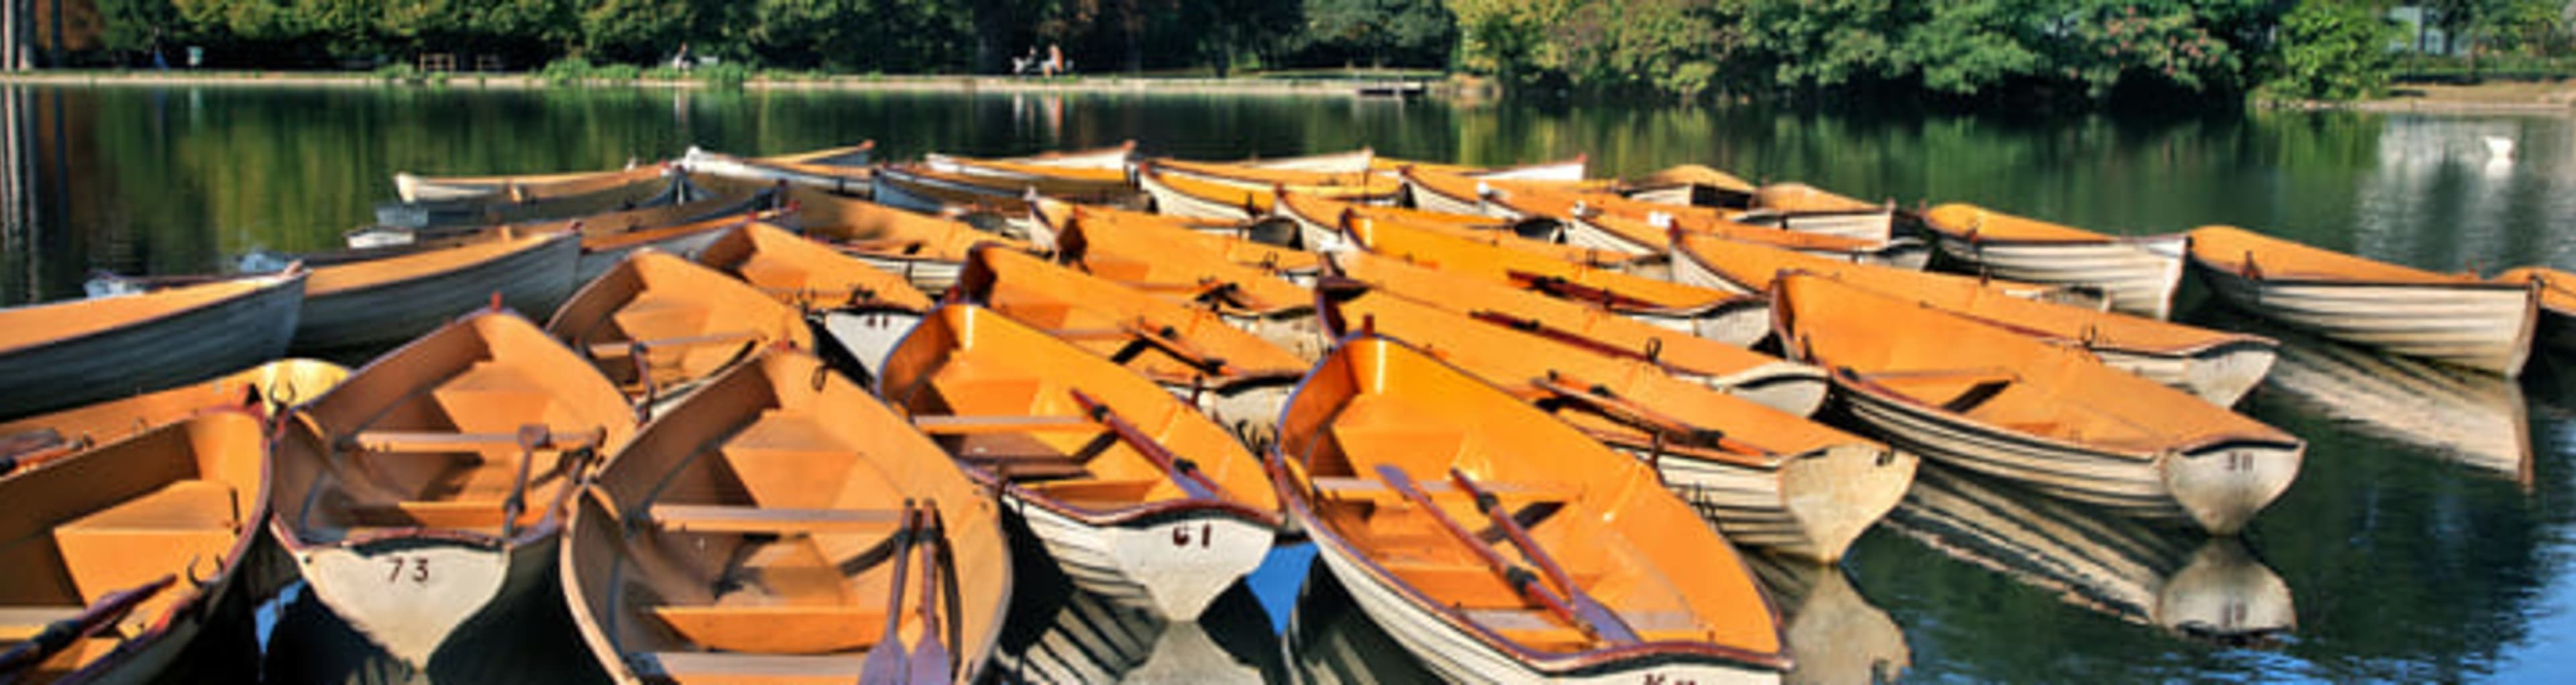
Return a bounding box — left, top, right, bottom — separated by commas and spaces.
385, 556, 429, 584
1170, 523, 1213, 548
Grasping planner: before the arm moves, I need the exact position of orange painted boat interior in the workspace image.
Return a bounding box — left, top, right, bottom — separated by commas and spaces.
546, 251, 815, 400
694, 223, 936, 313
1278, 191, 1642, 269
1346, 215, 1735, 311
876, 306, 1279, 521
415, 164, 666, 203
1753, 182, 1884, 213
494, 176, 776, 242
1921, 203, 2121, 242
567, 349, 1008, 677
788, 193, 1030, 262
1055, 201, 1322, 273
580, 211, 786, 254
890, 163, 1129, 201
938, 156, 1130, 184
959, 247, 1307, 387
1677, 233, 2259, 354
1328, 251, 1787, 385
0, 272, 304, 355
1276, 335, 1785, 659
2493, 266, 2576, 313
1057, 210, 1313, 317
1143, 166, 1401, 213
755, 142, 875, 166
0, 412, 268, 680
0, 360, 348, 454
1155, 158, 1389, 190
1776, 273, 2295, 454
273, 311, 636, 544
2190, 226, 2487, 284
1319, 285, 1862, 469
306, 233, 570, 299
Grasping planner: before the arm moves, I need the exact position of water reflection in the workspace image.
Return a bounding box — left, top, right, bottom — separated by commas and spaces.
1882, 465, 2296, 643
261, 578, 606, 684
1281, 562, 1438, 685
989, 524, 1285, 684
1741, 554, 1911, 685
2196, 306, 2534, 484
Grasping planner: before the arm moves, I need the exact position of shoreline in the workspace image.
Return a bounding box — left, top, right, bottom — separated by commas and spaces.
0, 70, 1455, 97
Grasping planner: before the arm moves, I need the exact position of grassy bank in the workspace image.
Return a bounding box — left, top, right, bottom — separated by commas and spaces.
0, 68, 1452, 97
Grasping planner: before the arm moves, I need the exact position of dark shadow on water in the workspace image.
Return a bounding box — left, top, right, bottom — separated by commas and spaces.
260, 570, 606, 684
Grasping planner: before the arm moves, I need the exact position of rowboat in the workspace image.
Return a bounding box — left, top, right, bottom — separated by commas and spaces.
1371, 156, 1591, 183
694, 222, 936, 313
562, 348, 1010, 684
350, 171, 763, 251
1477, 173, 1928, 267
2187, 225, 2538, 376
1316, 283, 1909, 563
572, 208, 789, 284
873, 163, 1138, 222
394, 162, 656, 204
1346, 213, 1763, 342
267, 309, 638, 666
1674, 232, 2275, 405
1230, 148, 1375, 174
991, 562, 1283, 684
877, 305, 1282, 619
1055, 209, 1324, 360
1274, 190, 1647, 272
299, 232, 584, 354
1275, 333, 1790, 682
0, 272, 305, 421
1028, 197, 1320, 278
1774, 272, 2303, 535
958, 246, 1307, 449
1625, 164, 1758, 210
1919, 203, 2189, 319
1400, 168, 1660, 256
378, 165, 690, 229
1, 360, 345, 478
1738, 184, 1896, 244
2204, 307, 2532, 484
2491, 266, 2576, 356
679, 142, 876, 195
790, 191, 1034, 294
1881, 465, 2295, 641
926, 142, 1135, 174
0, 411, 269, 684
1741, 555, 1910, 685
1138, 164, 1401, 221
916, 151, 1134, 195
545, 250, 815, 413
1328, 248, 1768, 373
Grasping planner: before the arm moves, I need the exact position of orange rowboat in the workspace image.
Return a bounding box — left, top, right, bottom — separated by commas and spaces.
1275, 190, 1650, 271
1920, 203, 2189, 319
0, 411, 270, 684
1426, 170, 1928, 267
1371, 155, 1593, 183
0, 360, 346, 478
1740, 183, 1896, 244
1138, 164, 1401, 221
545, 250, 815, 413
1774, 272, 2303, 535
1674, 232, 2275, 405
681, 142, 877, 196
1344, 214, 1761, 342
0, 271, 306, 422
2188, 225, 2536, 376
877, 305, 1281, 619
1625, 164, 1759, 209
1274, 333, 1789, 682
268, 309, 639, 666
957, 246, 1307, 447
1028, 197, 1320, 278
395, 162, 662, 205
1055, 209, 1324, 360
1316, 283, 1909, 562
694, 222, 936, 314
2492, 266, 2576, 356
562, 348, 1011, 684
788, 191, 1034, 294
926, 142, 1136, 174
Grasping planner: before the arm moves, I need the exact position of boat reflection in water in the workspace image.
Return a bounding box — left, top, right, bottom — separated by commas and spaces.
1882, 466, 2296, 643
2200, 306, 2534, 484
1282, 562, 1441, 685
1741, 552, 1913, 685
260, 580, 607, 684
989, 527, 1285, 684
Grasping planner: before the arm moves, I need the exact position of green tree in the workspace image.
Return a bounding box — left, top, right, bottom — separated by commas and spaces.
1303, 0, 1456, 68
2275, 0, 2401, 99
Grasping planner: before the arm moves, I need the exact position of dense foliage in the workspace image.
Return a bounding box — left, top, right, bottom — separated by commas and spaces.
68, 0, 2576, 106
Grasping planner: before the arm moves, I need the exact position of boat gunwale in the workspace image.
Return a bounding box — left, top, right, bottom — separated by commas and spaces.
0, 270, 308, 358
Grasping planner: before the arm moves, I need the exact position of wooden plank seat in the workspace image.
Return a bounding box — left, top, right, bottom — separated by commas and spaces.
647, 605, 891, 655
344, 499, 519, 529
943, 432, 1104, 481
586, 330, 765, 359
0, 606, 84, 641
647, 505, 904, 535
347, 426, 605, 454
633, 651, 870, 682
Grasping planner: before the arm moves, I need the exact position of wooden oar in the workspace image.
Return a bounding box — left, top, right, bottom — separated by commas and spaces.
907, 503, 952, 685
0, 575, 175, 677
1527, 372, 1776, 455
1373, 465, 1611, 643
1067, 389, 1226, 501
856, 501, 920, 685
1447, 468, 1640, 644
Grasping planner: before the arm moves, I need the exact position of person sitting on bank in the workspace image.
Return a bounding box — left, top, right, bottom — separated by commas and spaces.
1043, 44, 1066, 77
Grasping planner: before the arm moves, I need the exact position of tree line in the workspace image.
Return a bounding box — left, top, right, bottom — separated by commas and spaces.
83, 1, 2575, 105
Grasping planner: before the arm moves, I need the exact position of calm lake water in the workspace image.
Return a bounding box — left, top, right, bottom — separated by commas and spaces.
5, 85, 2575, 684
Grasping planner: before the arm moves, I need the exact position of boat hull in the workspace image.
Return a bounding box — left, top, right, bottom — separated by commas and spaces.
0, 274, 303, 420
1833, 384, 2299, 535
1739, 210, 1895, 244
1007, 496, 1277, 620
2191, 262, 2537, 376
280, 531, 555, 668
1141, 171, 1260, 221
681, 153, 872, 196
294, 236, 579, 354
818, 309, 924, 385
1617, 441, 1917, 564
1934, 234, 2187, 319
574, 223, 737, 285
2093, 344, 2278, 407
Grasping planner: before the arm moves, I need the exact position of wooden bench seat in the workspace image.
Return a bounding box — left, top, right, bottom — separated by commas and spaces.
343, 499, 519, 529
647, 604, 888, 654
648, 505, 902, 535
